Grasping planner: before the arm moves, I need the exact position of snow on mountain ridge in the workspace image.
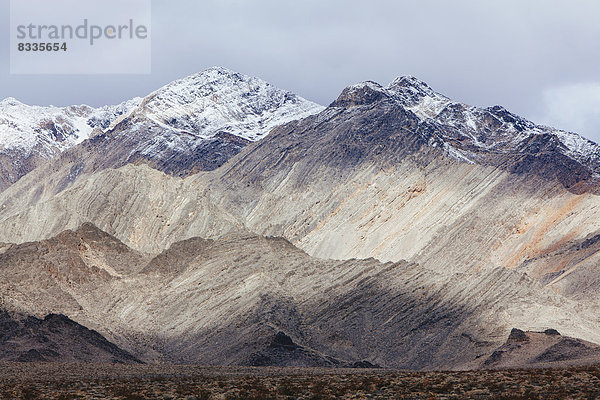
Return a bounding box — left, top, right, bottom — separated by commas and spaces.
346, 81, 386, 91
387, 77, 452, 120
136, 66, 324, 142
383, 76, 600, 169
0, 67, 324, 187
72, 67, 326, 172
0, 97, 141, 156
4, 68, 598, 183
332, 75, 600, 170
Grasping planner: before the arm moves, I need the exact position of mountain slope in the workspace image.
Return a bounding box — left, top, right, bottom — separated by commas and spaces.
1, 224, 598, 369
0, 222, 150, 317
0, 165, 244, 255
201, 79, 600, 276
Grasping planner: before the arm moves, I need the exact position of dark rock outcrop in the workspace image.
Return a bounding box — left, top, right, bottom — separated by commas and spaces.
0, 311, 142, 363
507, 328, 530, 343
478, 329, 600, 369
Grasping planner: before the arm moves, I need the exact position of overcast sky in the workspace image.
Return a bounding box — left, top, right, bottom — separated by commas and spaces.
1, 0, 600, 142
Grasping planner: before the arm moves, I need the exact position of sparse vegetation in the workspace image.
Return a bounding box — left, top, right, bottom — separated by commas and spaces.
0, 363, 600, 399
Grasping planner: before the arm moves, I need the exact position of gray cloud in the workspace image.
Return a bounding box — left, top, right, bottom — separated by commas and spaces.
1, 0, 599, 141
533, 82, 600, 136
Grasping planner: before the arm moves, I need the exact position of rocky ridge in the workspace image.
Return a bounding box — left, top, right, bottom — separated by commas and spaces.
340, 76, 600, 175
1, 224, 599, 369
0, 97, 140, 191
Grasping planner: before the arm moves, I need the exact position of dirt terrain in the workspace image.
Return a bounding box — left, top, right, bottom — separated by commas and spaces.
0, 363, 599, 399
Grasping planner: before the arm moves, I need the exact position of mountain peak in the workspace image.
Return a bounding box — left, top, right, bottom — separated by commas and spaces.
179, 66, 247, 84
136, 67, 323, 143
203, 65, 237, 74
151, 67, 254, 97
389, 75, 432, 90
0, 97, 24, 107
387, 75, 447, 102
330, 76, 446, 109
330, 81, 389, 108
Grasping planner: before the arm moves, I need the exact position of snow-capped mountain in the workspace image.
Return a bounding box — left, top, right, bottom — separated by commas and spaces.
0, 67, 324, 189
0, 97, 140, 155
338, 77, 600, 173
0, 97, 140, 191
68, 66, 326, 177
103, 67, 324, 173
139, 66, 323, 142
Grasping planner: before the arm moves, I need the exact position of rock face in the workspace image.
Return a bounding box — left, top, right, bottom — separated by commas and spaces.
0, 311, 141, 363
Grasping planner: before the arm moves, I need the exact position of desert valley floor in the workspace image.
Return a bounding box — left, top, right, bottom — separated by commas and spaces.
1, 363, 600, 399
